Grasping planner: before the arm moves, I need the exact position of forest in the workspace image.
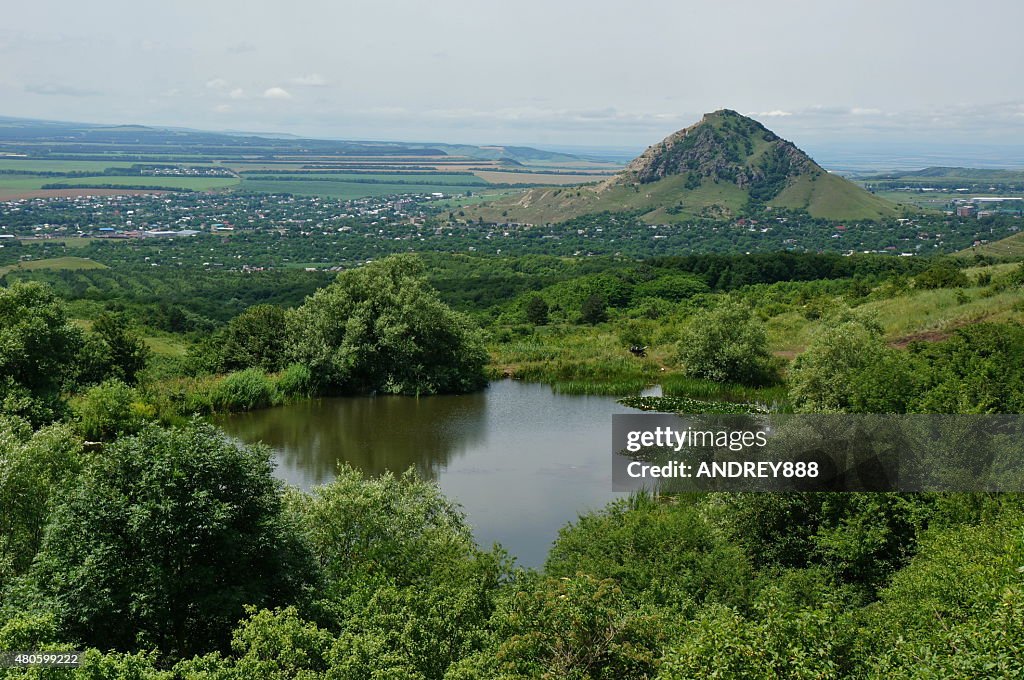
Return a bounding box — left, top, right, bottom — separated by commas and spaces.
1, 245, 1024, 678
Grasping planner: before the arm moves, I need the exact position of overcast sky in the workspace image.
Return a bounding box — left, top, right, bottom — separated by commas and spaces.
3, 0, 1024, 153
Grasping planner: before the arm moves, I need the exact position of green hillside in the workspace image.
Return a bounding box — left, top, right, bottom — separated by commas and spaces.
957, 230, 1024, 259
468, 109, 903, 224
772, 172, 901, 220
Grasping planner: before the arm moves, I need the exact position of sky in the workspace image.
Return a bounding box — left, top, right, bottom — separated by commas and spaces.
3, 0, 1024, 156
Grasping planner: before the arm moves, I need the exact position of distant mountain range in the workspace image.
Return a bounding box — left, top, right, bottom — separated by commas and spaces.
0, 115, 582, 164
468, 110, 904, 223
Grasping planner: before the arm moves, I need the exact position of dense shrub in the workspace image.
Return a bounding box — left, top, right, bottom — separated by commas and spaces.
218, 304, 289, 373
71, 379, 153, 441
676, 299, 775, 385
31, 421, 310, 658
913, 262, 969, 289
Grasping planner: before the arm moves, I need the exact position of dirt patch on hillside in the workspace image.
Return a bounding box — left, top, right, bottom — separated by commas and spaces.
889, 329, 953, 348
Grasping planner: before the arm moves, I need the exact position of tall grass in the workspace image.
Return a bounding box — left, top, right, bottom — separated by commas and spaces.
552, 379, 650, 396
660, 374, 788, 405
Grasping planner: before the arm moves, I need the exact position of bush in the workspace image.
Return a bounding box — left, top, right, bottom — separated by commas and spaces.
634, 274, 709, 302
788, 315, 903, 413
71, 379, 153, 441
211, 368, 277, 412
857, 507, 1024, 677
913, 262, 969, 289
218, 304, 289, 373
546, 493, 752, 613
676, 300, 775, 385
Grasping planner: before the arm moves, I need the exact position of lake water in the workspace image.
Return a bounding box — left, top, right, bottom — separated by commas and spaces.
216, 380, 650, 568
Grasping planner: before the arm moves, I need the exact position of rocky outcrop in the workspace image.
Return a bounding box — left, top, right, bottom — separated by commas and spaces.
624, 110, 820, 197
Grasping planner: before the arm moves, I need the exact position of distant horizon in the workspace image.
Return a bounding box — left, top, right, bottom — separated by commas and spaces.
5, 111, 1024, 174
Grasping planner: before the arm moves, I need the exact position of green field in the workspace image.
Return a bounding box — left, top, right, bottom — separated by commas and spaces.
43, 176, 239, 190
875, 190, 955, 211
0, 256, 107, 276
243, 172, 488, 185
0, 174, 239, 194
0, 159, 145, 172
238, 178, 481, 199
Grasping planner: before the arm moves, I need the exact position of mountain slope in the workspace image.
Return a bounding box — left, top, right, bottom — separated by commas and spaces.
469, 110, 901, 223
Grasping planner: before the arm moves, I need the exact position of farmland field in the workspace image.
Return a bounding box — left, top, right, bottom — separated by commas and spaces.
0, 124, 624, 200
0, 255, 107, 276
237, 178, 484, 199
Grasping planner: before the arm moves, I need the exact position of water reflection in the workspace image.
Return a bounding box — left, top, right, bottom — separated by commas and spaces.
216, 390, 488, 485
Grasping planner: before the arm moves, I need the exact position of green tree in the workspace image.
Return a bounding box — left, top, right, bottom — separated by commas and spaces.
286, 255, 487, 395
0, 418, 82, 584
525, 295, 549, 325
448, 574, 668, 680
0, 282, 83, 425
676, 299, 774, 384
579, 293, 607, 325
32, 421, 310, 659
285, 466, 505, 678
218, 304, 289, 373
92, 311, 151, 385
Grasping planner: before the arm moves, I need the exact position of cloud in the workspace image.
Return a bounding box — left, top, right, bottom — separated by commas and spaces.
205, 78, 228, 90
263, 87, 292, 100
24, 83, 99, 97
214, 104, 231, 113
292, 74, 327, 87
229, 88, 245, 99
750, 110, 793, 117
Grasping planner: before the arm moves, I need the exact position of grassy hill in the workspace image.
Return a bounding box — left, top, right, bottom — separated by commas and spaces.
467, 110, 903, 224
957, 231, 1024, 260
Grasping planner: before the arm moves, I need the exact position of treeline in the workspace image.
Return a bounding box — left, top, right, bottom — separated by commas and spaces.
649, 251, 931, 289
40, 183, 194, 192
1, 267, 334, 330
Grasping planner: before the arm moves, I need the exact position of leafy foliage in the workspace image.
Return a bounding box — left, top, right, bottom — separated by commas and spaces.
676, 299, 775, 384
71, 379, 152, 441
31, 421, 310, 658
0, 282, 83, 424
286, 255, 488, 395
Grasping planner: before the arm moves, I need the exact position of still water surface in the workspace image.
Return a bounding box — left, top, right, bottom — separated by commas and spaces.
216, 380, 648, 567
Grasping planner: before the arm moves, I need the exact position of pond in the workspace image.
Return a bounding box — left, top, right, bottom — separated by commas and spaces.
216, 379, 651, 568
